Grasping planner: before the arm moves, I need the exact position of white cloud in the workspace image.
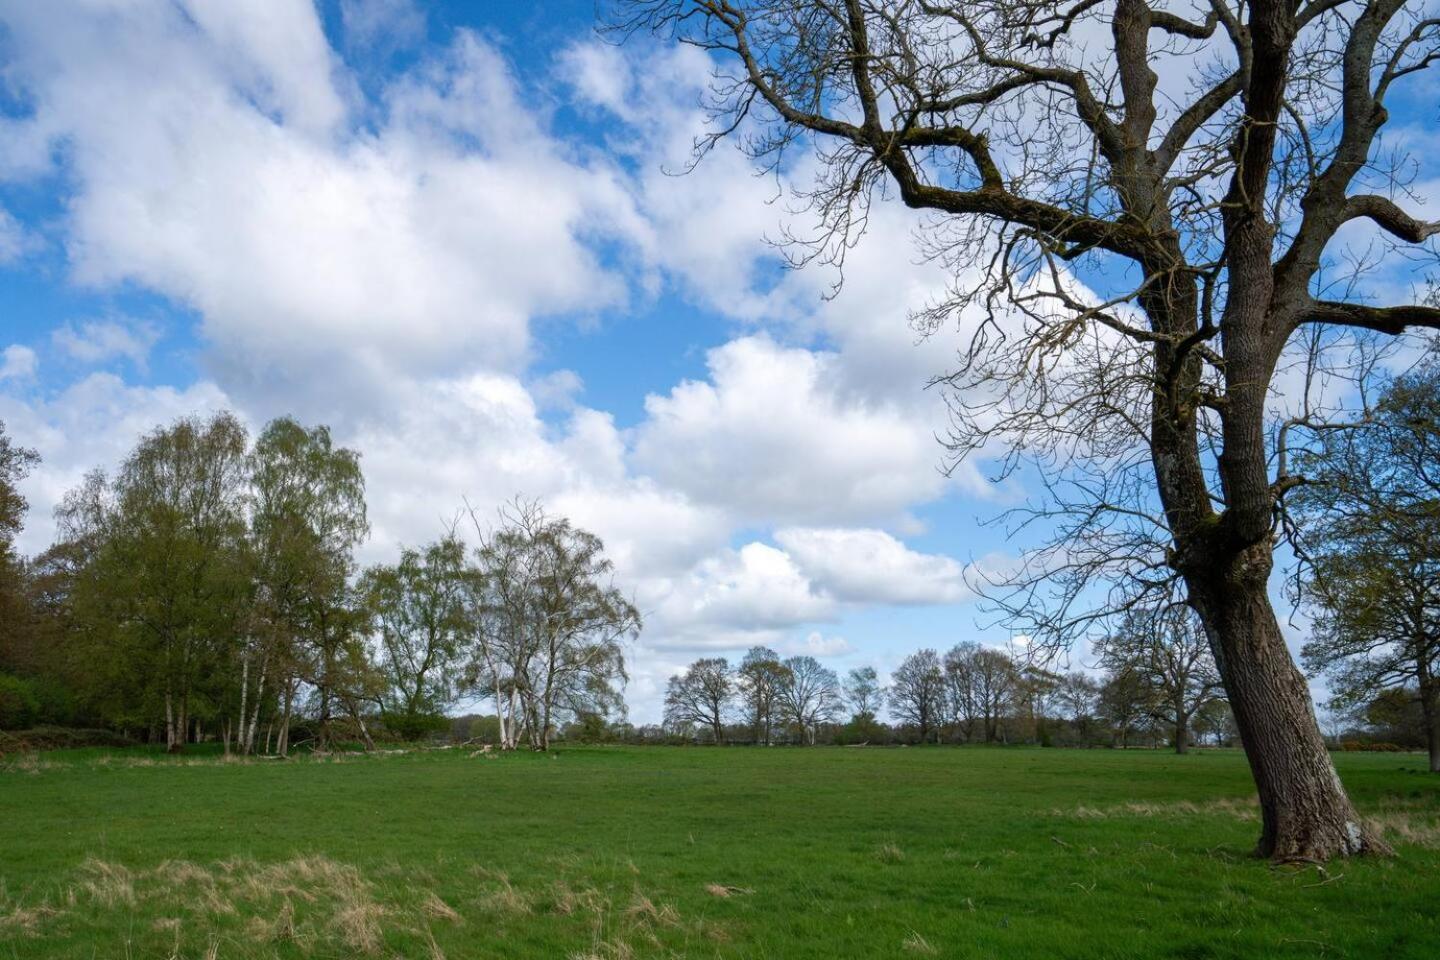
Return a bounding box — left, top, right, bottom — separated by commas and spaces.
0, 206, 32, 262
648, 542, 835, 637
0, 4, 641, 417
0, 345, 37, 382
53, 317, 161, 369
634, 335, 953, 525
784, 631, 852, 658
775, 527, 974, 605
340, 0, 426, 53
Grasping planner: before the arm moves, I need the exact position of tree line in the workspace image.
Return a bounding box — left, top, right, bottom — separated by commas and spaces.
660, 614, 1233, 752
0, 412, 639, 752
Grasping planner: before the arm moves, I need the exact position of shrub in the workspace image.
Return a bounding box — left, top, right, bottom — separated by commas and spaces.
0, 673, 41, 730
0, 726, 138, 753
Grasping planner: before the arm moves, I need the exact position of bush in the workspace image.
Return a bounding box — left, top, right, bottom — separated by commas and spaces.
1339, 739, 1404, 752
0, 674, 41, 730
0, 726, 138, 753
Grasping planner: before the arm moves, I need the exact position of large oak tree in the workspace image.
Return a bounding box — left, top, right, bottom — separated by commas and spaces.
617, 0, 1440, 859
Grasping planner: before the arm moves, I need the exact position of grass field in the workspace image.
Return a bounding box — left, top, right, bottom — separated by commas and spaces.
2, 745, 1439, 959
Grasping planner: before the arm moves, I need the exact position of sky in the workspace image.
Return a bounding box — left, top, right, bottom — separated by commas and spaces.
0, 1, 1432, 723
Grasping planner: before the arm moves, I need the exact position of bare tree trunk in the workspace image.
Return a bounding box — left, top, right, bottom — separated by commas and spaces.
1419, 673, 1440, 774
277, 678, 294, 758
1190, 549, 1389, 859
164, 692, 177, 753
237, 652, 249, 755
1175, 695, 1190, 755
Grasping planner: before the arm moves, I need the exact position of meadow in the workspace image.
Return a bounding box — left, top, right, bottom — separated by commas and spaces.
2, 745, 1438, 959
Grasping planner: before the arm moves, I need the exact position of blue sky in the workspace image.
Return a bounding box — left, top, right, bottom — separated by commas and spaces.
3, 1, 1426, 721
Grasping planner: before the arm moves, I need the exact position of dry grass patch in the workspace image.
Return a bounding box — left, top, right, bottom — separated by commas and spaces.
902, 931, 938, 955
875, 842, 906, 863
703, 883, 753, 898
471, 868, 532, 915
1063, 798, 1260, 821
0, 903, 64, 937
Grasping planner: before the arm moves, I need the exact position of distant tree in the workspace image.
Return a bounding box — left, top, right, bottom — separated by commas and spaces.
971, 649, 1016, 743
889, 650, 945, 743
1098, 608, 1224, 754
663, 657, 733, 744
1098, 668, 1151, 749
1292, 357, 1440, 772
843, 666, 885, 720
736, 646, 789, 744
361, 536, 469, 740
777, 656, 841, 745
942, 642, 983, 742
1193, 699, 1239, 748
1015, 664, 1063, 745
1057, 672, 1100, 746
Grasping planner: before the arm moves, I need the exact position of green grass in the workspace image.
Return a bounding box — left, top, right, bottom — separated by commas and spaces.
2, 745, 1438, 959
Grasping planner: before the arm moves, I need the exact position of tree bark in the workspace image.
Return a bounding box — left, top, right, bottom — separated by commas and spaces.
1419, 673, 1440, 774
1188, 543, 1390, 859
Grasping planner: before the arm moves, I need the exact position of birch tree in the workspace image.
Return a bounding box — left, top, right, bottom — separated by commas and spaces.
248, 418, 368, 755
361, 536, 469, 740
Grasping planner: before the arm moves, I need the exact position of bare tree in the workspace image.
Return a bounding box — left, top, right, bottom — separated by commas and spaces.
889, 649, 945, 742
942, 641, 983, 742
737, 645, 790, 743
1099, 666, 1152, 749
664, 656, 734, 743
777, 655, 842, 743
1057, 672, 1101, 746
615, 0, 1440, 859
1097, 607, 1224, 753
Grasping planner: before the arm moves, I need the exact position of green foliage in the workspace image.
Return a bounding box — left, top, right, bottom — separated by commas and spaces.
0, 673, 40, 730
0, 748, 1436, 958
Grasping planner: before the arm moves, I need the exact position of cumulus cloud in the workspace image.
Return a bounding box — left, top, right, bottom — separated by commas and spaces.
0, 3, 640, 418
784, 631, 852, 658
775, 527, 974, 606
0, 345, 37, 382
53, 317, 161, 370
634, 335, 953, 526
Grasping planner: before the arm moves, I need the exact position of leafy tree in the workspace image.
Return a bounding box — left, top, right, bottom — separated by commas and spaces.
1099, 667, 1151, 749
361, 536, 469, 740
663, 657, 733, 743
0, 422, 39, 675
248, 418, 369, 755
62, 413, 251, 751
1057, 672, 1101, 746
1293, 357, 1440, 771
